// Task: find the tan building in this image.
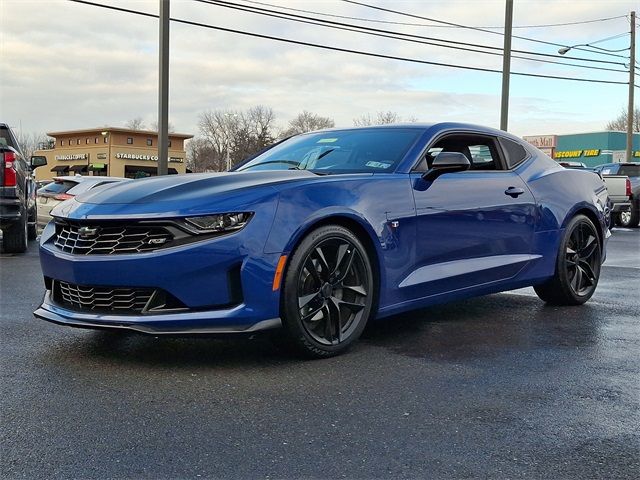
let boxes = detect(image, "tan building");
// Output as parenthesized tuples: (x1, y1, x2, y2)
(34, 127, 193, 181)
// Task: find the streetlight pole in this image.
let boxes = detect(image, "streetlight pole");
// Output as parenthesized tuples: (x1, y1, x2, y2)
(626, 11, 635, 162)
(500, 0, 514, 131)
(559, 17, 636, 160)
(157, 0, 170, 176)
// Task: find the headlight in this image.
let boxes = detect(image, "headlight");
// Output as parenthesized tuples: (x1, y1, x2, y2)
(184, 212, 252, 234)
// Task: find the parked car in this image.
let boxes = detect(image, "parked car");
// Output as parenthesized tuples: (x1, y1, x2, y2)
(35, 123, 610, 358)
(1, 122, 47, 253)
(600, 175, 632, 226)
(594, 162, 640, 227)
(558, 161, 588, 169)
(37, 176, 128, 225)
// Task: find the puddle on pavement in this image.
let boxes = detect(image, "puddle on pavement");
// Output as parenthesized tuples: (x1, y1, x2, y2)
(362, 293, 604, 361)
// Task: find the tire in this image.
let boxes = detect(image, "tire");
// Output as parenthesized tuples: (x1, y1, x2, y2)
(534, 214, 601, 306)
(2, 208, 28, 253)
(616, 203, 639, 228)
(277, 225, 375, 358)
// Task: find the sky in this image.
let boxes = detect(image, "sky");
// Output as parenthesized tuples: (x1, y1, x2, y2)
(1, 0, 638, 140)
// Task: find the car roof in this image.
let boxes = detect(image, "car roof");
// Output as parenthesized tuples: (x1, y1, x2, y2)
(301, 122, 524, 143)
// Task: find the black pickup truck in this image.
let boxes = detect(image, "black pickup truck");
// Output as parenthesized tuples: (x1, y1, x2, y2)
(0, 123, 47, 253)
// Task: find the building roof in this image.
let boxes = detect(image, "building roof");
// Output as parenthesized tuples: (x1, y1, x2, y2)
(46, 126, 193, 139)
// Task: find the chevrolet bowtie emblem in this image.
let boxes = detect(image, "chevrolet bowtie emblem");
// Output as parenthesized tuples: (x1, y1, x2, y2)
(77, 226, 99, 238)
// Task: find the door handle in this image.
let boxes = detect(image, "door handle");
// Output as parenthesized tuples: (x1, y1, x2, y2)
(505, 186, 525, 198)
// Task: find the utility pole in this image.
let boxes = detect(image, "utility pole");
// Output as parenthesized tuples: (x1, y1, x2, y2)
(157, 0, 170, 175)
(500, 0, 514, 131)
(626, 11, 636, 162)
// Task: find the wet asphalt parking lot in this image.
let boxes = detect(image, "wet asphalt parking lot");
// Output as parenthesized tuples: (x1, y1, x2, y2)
(1, 229, 638, 479)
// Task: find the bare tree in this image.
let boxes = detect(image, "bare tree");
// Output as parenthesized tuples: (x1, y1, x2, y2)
(16, 131, 51, 158)
(198, 106, 277, 170)
(281, 110, 335, 137)
(125, 117, 146, 130)
(186, 136, 223, 172)
(150, 120, 176, 133)
(353, 111, 417, 126)
(605, 107, 640, 132)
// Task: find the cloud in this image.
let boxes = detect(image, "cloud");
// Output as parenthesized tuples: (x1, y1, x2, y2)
(1, 0, 636, 138)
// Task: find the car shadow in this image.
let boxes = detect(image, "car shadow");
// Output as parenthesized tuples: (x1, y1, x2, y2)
(44, 293, 603, 368)
(361, 293, 603, 361)
(52, 329, 301, 369)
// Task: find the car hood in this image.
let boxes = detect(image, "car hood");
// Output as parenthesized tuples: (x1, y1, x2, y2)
(75, 170, 319, 205)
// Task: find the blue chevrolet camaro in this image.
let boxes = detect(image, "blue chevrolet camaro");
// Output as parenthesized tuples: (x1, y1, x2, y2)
(35, 123, 610, 357)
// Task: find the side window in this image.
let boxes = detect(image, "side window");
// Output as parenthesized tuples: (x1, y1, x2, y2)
(421, 134, 505, 171)
(467, 144, 498, 169)
(499, 137, 528, 168)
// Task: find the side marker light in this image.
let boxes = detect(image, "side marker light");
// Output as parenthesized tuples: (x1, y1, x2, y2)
(272, 255, 288, 291)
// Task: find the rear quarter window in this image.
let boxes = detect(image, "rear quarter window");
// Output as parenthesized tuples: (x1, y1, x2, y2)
(499, 138, 528, 168)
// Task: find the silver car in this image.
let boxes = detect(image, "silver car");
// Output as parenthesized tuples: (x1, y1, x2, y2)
(37, 176, 128, 225)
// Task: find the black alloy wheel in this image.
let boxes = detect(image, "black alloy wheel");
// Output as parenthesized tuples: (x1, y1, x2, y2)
(534, 214, 601, 305)
(280, 225, 374, 357)
(564, 221, 601, 296)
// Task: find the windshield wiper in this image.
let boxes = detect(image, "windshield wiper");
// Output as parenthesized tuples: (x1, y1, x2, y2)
(240, 160, 301, 171)
(316, 148, 336, 161)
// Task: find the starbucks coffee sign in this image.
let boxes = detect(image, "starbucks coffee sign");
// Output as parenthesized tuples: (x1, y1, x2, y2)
(116, 152, 184, 163)
(55, 153, 88, 161)
(116, 153, 158, 161)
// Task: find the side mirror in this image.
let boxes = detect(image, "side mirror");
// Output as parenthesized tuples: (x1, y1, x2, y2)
(30, 155, 47, 169)
(422, 152, 470, 181)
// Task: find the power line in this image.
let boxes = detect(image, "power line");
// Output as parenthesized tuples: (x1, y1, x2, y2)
(196, 0, 628, 73)
(66, 0, 629, 86)
(342, 0, 631, 60)
(571, 32, 631, 53)
(243, 0, 627, 30)
(197, 0, 627, 68)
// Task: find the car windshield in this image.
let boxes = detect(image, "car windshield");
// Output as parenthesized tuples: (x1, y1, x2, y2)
(237, 128, 421, 174)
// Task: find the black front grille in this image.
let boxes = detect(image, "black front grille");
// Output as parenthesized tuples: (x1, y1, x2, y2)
(54, 280, 155, 313)
(54, 222, 173, 255)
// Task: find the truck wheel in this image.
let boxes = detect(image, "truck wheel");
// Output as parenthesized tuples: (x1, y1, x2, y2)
(625, 203, 639, 228)
(2, 209, 28, 253)
(616, 210, 632, 227)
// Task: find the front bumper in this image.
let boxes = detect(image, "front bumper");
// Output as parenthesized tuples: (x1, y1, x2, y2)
(35, 290, 281, 334)
(36, 204, 283, 333)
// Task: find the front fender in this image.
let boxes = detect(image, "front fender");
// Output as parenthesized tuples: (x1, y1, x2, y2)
(277, 207, 381, 255)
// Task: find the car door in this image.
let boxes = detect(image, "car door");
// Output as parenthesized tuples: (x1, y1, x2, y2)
(405, 132, 537, 298)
